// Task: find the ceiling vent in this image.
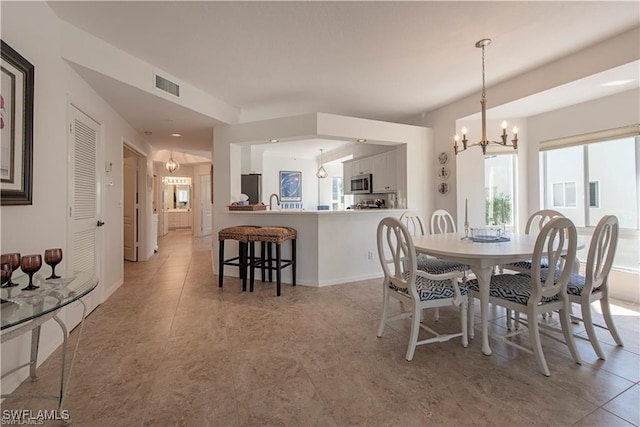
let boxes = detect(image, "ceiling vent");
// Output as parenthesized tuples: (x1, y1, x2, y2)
(154, 73, 180, 97)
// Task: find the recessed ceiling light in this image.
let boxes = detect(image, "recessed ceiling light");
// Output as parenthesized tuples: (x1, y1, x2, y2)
(171, 133, 182, 137)
(269, 139, 279, 143)
(357, 138, 367, 143)
(602, 79, 633, 87)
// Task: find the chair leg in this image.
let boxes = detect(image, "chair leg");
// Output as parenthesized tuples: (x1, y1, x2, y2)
(377, 285, 390, 337)
(461, 298, 468, 348)
(218, 240, 224, 288)
(600, 292, 624, 347)
(260, 241, 266, 282)
(467, 296, 475, 340)
(240, 242, 247, 292)
(249, 242, 256, 292)
(433, 307, 440, 321)
(506, 308, 513, 331)
(559, 305, 582, 366)
(275, 243, 282, 297)
(291, 238, 296, 286)
(406, 304, 421, 361)
(581, 300, 605, 359)
(268, 243, 274, 283)
(527, 308, 550, 377)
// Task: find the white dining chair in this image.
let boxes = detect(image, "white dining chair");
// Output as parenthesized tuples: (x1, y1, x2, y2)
(528, 215, 624, 359)
(400, 211, 470, 321)
(376, 217, 468, 361)
(430, 209, 457, 234)
(503, 209, 564, 273)
(467, 217, 581, 376)
(503, 209, 564, 330)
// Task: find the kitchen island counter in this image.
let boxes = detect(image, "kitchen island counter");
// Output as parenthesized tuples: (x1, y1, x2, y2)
(217, 208, 406, 287)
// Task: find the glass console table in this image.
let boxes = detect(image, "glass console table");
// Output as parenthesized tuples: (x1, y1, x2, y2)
(1, 272, 98, 423)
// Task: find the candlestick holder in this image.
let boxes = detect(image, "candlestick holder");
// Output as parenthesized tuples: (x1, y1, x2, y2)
(462, 220, 471, 241)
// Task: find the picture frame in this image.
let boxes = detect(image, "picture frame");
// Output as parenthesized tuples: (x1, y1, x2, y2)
(279, 171, 302, 202)
(1, 40, 34, 205)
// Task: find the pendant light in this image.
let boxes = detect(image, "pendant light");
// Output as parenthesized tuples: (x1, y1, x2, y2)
(316, 149, 328, 178)
(165, 152, 180, 173)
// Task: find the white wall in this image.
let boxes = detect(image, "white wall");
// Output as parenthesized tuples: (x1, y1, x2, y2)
(261, 153, 318, 210)
(0, 2, 155, 394)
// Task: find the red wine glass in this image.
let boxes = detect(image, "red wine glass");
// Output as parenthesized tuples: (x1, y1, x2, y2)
(0, 253, 21, 287)
(1, 263, 13, 288)
(44, 248, 63, 280)
(20, 254, 42, 291)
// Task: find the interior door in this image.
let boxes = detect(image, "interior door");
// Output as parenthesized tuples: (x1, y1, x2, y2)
(67, 104, 102, 316)
(123, 146, 137, 261)
(200, 173, 212, 235)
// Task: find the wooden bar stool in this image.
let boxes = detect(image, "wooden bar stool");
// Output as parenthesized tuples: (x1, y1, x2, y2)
(248, 226, 297, 296)
(218, 225, 261, 291)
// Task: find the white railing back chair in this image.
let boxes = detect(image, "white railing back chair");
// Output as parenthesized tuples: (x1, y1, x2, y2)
(530, 214, 624, 359)
(376, 217, 468, 361)
(430, 209, 457, 235)
(503, 209, 564, 274)
(467, 217, 581, 376)
(503, 209, 564, 329)
(400, 211, 470, 321)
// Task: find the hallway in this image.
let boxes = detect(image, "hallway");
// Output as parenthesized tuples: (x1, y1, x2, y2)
(3, 231, 640, 426)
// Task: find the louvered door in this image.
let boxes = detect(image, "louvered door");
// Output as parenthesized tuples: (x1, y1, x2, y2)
(67, 105, 101, 315)
(64, 105, 102, 320)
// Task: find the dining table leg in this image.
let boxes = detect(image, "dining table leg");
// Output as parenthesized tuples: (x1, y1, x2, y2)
(472, 266, 494, 356)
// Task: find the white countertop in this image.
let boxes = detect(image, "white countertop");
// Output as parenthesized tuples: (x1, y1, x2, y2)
(227, 209, 405, 215)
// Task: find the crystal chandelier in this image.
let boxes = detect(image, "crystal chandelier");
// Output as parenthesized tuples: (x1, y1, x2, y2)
(165, 152, 180, 173)
(454, 39, 518, 155)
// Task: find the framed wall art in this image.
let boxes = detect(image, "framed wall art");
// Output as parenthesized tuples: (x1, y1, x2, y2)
(279, 171, 302, 202)
(1, 40, 34, 205)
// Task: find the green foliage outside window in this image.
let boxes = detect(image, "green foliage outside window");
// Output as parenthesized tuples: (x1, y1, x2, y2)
(486, 194, 511, 225)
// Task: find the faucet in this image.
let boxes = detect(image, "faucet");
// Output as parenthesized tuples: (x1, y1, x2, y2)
(269, 193, 280, 211)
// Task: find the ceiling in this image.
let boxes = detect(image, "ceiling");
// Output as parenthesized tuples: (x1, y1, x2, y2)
(47, 1, 639, 159)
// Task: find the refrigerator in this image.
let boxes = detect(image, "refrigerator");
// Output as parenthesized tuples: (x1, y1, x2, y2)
(241, 174, 262, 204)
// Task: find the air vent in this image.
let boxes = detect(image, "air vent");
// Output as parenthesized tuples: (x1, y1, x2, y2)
(154, 74, 180, 97)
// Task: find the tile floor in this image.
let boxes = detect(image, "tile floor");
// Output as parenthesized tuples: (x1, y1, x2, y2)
(4, 230, 640, 426)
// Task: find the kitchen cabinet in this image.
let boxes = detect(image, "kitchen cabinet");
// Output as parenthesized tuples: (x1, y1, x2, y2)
(167, 211, 192, 229)
(344, 157, 372, 178)
(372, 150, 397, 193)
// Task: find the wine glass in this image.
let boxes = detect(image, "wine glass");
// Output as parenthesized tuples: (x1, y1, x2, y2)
(0, 253, 21, 287)
(1, 263, 13, 288)
(20, 254, 42, 291)
(44, 248, 63, 280)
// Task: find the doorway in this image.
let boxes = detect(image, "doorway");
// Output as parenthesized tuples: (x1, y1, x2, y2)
(123, 145, 143, 261)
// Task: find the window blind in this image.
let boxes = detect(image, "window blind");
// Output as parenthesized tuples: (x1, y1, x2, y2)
(539, 124, 639, 151)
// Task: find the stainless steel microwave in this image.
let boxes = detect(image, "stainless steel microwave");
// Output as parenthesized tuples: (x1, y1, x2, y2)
(350, 174, 373, 194)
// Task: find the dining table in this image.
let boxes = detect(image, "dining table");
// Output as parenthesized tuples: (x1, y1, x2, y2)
(411, 232, 582, 356)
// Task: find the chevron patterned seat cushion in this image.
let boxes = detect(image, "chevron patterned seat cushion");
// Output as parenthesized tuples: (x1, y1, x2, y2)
(518, 269, 588, 296)
(389, 273, 467, 301)
(467, 274, 559, 305)
(417, 255, 469, 274)
(504, 258, 550, 271)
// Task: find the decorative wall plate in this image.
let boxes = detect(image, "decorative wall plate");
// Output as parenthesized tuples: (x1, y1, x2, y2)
(438, 151, 449, 165)
(438, 182, 449, 195)
(437, 166, 450, 180)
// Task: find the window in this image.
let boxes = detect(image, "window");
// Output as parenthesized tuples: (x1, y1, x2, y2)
(589, 181, 599, 208)
(484, 154, 516, 226)
(540, 136, 638, 272)
(331, 177, 351, 210)
(552, 182, 577, 208)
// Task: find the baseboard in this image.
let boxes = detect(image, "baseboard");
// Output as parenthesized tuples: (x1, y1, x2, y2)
(102, 278, 123, 302)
